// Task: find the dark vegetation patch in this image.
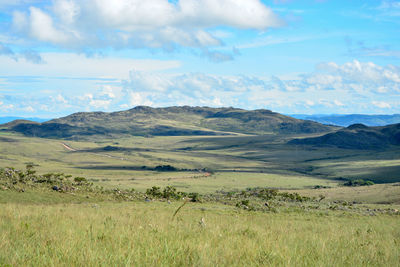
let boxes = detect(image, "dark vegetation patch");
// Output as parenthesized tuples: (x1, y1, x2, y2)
(355, 166, 400, 184)
(0, 136, 18, 142)
(9, 122, 109, 139)
(289, 123, 400, 149)
(74, 164, 211, 173)
(343, 179, 375, 186)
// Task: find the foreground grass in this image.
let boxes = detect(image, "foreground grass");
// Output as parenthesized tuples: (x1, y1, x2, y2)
(0, 201, 399, 266)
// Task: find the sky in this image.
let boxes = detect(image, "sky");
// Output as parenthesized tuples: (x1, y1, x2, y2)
(0, 0, 399, 117)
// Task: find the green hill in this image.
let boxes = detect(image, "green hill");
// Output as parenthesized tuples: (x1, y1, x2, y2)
(0, 106, 336, 139)
(289, 123, 400, 149)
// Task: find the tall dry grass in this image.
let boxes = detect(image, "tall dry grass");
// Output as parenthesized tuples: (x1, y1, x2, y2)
(0, 201, 399, 266)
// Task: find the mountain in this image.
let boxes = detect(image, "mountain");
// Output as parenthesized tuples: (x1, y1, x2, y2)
(289, 123, 400, 149)
(0, 106, 337, 139)
(0, 116, 49, 124)
(290, 114, 400, 127)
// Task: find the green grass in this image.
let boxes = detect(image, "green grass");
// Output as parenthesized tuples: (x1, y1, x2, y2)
(0, 201, 399, 266)
(293, 183, 400, 204)
(97, 171, 338, 194)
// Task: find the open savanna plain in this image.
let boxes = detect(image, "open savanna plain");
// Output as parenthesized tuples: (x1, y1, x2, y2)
(1, 131, 400, 266)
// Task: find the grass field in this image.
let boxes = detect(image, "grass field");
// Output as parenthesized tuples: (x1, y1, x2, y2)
(0, 200, 399, 266)
(1, 133, 399, 193)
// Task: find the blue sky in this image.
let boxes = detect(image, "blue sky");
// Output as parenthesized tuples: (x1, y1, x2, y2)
(0, 0, 399, 117)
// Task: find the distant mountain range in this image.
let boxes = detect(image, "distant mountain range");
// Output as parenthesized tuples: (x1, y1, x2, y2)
(0, 117, 49, 124)
(0, 106, 336, 139)
(290, 114, 400, 127)
(290, 123, 400, 150)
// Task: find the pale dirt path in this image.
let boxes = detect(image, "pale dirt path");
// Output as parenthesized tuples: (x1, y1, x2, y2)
(61, 142, 125, 160)
(61, 143, 77, 151)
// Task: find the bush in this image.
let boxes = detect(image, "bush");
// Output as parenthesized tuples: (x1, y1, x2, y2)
(74, 177, 87, 185)
(343, 179, 375, 187)
(188, 192, 201, 202)
(146, 186, 162, 197)
(162, 186, 181, 200)
(145, 186, 187, 200)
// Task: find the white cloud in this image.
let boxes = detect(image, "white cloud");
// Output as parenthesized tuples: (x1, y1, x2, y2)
(116, 61, 400, 113)
(0, 52, 181, 79)
(305, 100, 315, 106)
(128, 92, 153, 106)
(24, 105, 34, 112)
(28, 7, 71, 44)
(100, 85, 120, 99)
(334, 100, 345, 107)
(0, 104, 15, 111)
(312, 60, 400, 93)
(55, 94, 67, 103)
(89, 99, 112, 109)
(372, 101, 391, 109)
(2, 60, 399, 115)
(10, 0, 282, 52)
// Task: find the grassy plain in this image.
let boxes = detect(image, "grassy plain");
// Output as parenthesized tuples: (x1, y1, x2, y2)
(1, 132, 400, 194)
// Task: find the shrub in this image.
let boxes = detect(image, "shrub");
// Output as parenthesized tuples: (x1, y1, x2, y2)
(188, 192, 201, 202)
(146, 186, 162, 197)
(74, 177, 87, 185)
(162, 186, 180, 200)
(343, 179, 375, 187)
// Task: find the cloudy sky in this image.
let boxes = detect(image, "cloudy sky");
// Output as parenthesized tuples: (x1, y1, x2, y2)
(0, 0, 399, 117)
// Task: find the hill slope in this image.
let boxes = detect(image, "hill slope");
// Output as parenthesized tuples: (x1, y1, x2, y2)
(0, 116, 49, 124)
(290, 114, 400, 127)
(289, 123, 400, 149)
(0, 106, 336, 139)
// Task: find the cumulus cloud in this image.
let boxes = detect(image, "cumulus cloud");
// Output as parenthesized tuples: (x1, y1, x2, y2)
(312, 60, 400, 93)
(3, 60, 399, 115)
(115, 60, 400, 113)
(10, 0, 283, 55)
